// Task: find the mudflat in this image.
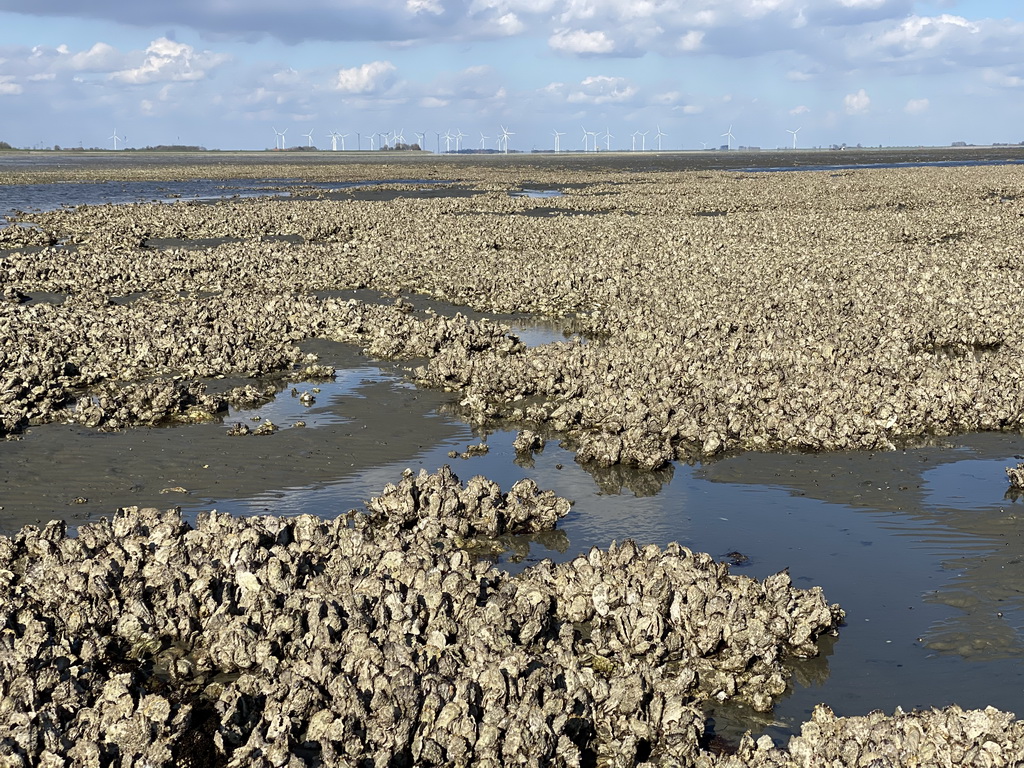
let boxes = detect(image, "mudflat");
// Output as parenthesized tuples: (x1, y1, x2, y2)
(2, 152, 1024, 766)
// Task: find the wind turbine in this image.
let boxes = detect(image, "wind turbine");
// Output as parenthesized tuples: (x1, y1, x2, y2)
(631, 131, 640, 151)
(499, 125, 513, 154)
(414, 132, 425, 150)
(580, 126, 590, 152)
(328, 131, 340, 151)
(443, 130, 453, 153)
(603, 127, 613, 152)
(394, 128, 406, 147)
(655, 125, 666, 151)
(379, 132, 388, 150)
(273, 127, 287, 150)
(639, 130, 648, 151)
(368, 134, 376, 150)
(454, 129, 466, 152)
(303, 129, 315, 148)
(109, 129, 123, 150)
(721, 125, 735, 150)
(700, 141, 708, 150)
(552, 129, 565, 153)
(479, 132, 489, 150)
(787, 127, 801, 149)
(339, 133, 348, 150)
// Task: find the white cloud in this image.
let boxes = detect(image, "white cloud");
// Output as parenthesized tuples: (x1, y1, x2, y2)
(494, 13, 526, 35)
(873, 14, 978, 52)
(0, 76, 22, 95)
(110, 38, 229, 84)
(419, 96, 449, 107)
(406, 0, 443, 14)
(334, 60, 397, 94)
(904, 97, 929, 114)
(789, 104, 810, 115)
(68, 42, 123, 72)
(681, 104, 703, 114)
(549, 29, 616, 55)
(678, 30, 704, 51)
(844, 88, 870, 114)
(982, 68, 1023, 88)
(566, 75, 636, 104)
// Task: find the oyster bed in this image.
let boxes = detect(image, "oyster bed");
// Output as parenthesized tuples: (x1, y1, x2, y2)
(3, 156, 1024, 764)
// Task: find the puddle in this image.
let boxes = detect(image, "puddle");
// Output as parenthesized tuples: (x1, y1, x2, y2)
(509, 188, 563, 199)
(0, 178, 456, 219)
(224, 366, 382, 430)
(922, 457, 1021, 511)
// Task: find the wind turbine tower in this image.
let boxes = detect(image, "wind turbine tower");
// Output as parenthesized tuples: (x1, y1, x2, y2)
(500, 125, 513, 154)
(787, 127, 801, 149)
(603, 128, 613, 152)
(303, 129, 315, 148)
(722, 125, 735, 150)
(552, 129, 565, 153)
(480, 132, 489, 150)
(655, 125, 666, 151)
(328, 131, 340, 151)
(273, 127, 287, 150)
(109, 129, 123, 150)
(639, 131, 648, 151)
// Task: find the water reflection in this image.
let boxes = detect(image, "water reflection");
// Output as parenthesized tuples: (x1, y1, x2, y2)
(699, 435, 1024, 665)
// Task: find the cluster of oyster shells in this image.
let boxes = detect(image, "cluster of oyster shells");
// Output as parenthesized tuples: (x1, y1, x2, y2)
(4, 159, 1024, 763)
(1007, 463, 1024, 490)
(0, 286, 519, 437)
(4, 164, 1023, 469)
(0, 468, 845, 766)
(708, 704, 1024, 767)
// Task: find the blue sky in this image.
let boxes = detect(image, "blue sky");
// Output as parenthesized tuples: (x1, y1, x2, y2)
(0, 0, 1022, 151)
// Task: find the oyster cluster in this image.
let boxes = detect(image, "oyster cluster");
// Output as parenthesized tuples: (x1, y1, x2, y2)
(6, 162, 1023, 467)
(709, 704, 1024, 768)
(1007, 463, 1024, 490)
(0, 288, 518, 437)
(0, 469, 845, 766)
(4, 158, 1024, 764)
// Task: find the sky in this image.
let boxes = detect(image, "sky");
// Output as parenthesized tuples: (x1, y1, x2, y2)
(0, 0, 1022, 152)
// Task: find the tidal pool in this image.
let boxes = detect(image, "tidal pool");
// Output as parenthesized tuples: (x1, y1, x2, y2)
(3, 337, 1022, 745)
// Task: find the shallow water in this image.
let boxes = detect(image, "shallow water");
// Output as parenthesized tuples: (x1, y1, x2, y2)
(0, 177, 450, 219)
(4, 336, 1023, 743)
